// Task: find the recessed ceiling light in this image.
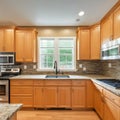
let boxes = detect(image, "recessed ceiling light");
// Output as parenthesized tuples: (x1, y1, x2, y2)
(78, 11, 85, 16)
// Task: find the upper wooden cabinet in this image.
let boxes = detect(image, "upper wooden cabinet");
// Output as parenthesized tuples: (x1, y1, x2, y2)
(101, 14, 113, 44)
(76, 27, 90, 60)
(15, 28, 37, 62)
(0, 28, 15, 52)
(114, 6, 120, 39)
(90, 25, 100, 60)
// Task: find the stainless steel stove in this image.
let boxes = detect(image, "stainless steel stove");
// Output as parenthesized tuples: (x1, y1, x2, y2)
(0, 67, 20, 103)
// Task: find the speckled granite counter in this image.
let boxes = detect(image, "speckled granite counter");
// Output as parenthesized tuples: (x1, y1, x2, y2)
(0, 104, 22, 120)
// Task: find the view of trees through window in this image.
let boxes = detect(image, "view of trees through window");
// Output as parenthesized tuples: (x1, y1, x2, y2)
(38, 37, 76, 70)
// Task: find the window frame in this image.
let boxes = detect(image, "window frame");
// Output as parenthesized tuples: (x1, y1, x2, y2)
(37, 37, 76, 71)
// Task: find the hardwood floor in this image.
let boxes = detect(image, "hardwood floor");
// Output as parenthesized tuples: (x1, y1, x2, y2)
(17, 110, 100, 120)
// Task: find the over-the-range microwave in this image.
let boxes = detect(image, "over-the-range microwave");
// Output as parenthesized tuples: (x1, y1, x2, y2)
(0, 52, 15, 65)
(101, 38, 120, 60)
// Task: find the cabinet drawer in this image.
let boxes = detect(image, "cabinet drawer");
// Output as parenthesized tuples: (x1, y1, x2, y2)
(103, 89, 120, 106)
(72, 80, 86, 86)
(34, 80, 44, 86)
(10, 79, 33, 86)
(10, 96, 33, 107)
(10, 86, 33, 95)
(58, 80, 71, 86)
(45, 80, 59, 86)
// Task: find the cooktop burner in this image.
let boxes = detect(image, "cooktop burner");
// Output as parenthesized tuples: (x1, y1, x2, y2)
(97, 79, 120, 89)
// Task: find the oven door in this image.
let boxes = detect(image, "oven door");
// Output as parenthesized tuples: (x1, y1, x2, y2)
(0, 80, 9, 103)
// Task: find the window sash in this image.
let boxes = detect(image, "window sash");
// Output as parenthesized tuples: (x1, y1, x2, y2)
(38, 37, 76, 71)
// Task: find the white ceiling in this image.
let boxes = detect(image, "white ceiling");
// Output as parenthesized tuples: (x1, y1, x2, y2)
(0, 0, 118, 26)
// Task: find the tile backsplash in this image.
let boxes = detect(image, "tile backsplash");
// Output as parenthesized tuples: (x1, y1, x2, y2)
(15, 60, 120, 78)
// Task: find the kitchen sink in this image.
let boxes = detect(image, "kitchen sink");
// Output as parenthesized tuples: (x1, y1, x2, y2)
(45, 75, 70, 78)
(97, 79, 120, 89)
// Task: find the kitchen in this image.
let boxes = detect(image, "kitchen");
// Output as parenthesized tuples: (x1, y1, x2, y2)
(0, 0, 120, 120)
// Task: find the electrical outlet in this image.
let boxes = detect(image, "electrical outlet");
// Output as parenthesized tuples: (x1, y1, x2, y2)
(79, 64, 83, 68)
(83, 67, 86, 71)
(24, 65, 27, 69)
(108, 63, 112, 68)
(33, 65, 36, 69)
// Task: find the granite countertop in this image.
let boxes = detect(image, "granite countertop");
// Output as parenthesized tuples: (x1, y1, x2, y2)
(10, 74, 109, 80)
(0, 104, 22, 120)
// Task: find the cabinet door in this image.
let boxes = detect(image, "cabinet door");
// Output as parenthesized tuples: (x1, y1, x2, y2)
(80, 29, 90, 60)
(90, 25, 100, 60)
(58, 87, 71, 108)
(4, 29, 14, 52)
(114, 7, 120, 39)
(15, 31, 24, 62)
(44, 87, 57, 108)
(86, 80, 94, 108)
(11, 96, 33, 107)
(0, 29, 4, 51)
(101, 14, 113, 44)
(72, 87, 86, 108)
(104, 98, 120, 120)
(34, 87, 44, 108)
(94, 87, 104, 119)
(24, 31, 33, 62)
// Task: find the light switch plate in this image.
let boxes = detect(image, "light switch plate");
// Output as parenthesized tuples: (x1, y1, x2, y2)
(24, 65, 27, 69)
(79, 64, 83, 68)
(83, 67, 86, 71)
(33, 65, 36, 69)
(108, 63, 112, 68)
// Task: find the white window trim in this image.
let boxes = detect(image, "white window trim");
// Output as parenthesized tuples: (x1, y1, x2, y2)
(37, 37, 76, 72)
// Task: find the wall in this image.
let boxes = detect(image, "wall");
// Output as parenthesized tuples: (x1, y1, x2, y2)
(37, 26, 77, 37)
(100, 60, 120, 79)
(16, 60, 102, 75)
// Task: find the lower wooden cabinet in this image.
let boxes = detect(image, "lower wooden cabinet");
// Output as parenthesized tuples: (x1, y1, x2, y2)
(11, 96, 33, 107)
(71, 80, 86, 108)
(44, 87, 58, 108)
(86, 80, 94, 108)
(10, 80, 33, 107)
(104, 98, 120, 120)
(94, 84, 104, 119)
(71, 87, 86, 108)
(34, 87, 44, 108)
(58, 87, 71, 108)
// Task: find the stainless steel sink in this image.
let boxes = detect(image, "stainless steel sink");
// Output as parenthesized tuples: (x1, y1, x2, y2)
(45, 75, 70, 78)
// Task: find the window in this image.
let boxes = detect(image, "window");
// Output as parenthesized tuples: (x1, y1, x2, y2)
(38, 37, 76, 71)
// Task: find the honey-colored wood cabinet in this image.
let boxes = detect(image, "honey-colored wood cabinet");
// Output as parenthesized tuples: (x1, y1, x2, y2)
(101, 14, 113, 44)
(94, 84, 104, 119)
(90, 25, 100, 60)
(15, 28, 37, 62)
(34, 80, 44, 108)
(10, 79, 34, 107)
(114, 6, 120, 39)
(86, 80, 94, 108)
(71, 80, 86, 108)
(34, 87, 44, 108)
(76, 27, 90, 60)
(103, 89, 120, 120)
(34, 80, 71, 108)
(44, 87, 58, 108)
(0, 28, 14, 52)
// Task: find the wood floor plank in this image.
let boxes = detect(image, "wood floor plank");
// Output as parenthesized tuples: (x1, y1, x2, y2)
(17, 110, 100, 120)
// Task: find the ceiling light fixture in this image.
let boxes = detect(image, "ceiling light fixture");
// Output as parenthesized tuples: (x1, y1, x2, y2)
(78, 11, 85, 16)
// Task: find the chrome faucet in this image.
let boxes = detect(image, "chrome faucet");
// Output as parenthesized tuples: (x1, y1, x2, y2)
(54, 61, 58, 75)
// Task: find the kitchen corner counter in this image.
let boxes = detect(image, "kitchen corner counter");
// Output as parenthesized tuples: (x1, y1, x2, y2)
(0, 104, 22, 120)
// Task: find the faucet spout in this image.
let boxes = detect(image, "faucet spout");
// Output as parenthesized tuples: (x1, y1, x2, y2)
(54, 61, 58, 75)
